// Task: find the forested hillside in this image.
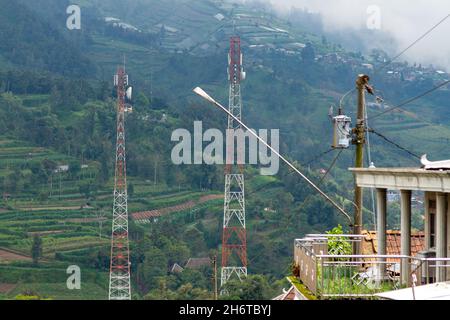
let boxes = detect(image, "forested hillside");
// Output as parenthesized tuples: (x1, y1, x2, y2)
(0, 0, 449, 300)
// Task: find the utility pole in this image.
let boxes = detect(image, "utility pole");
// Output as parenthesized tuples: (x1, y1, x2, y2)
(353, 74, 373, 255)
(212, 255, 218, 300)
(154, 158, 157, 186)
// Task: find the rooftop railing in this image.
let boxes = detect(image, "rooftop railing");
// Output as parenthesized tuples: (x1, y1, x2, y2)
(294, 235, 450, 299)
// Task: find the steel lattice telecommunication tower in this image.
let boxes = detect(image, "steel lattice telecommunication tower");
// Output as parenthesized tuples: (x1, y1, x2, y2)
(109, 67, 132, 300)
(221, 36, 247, 291)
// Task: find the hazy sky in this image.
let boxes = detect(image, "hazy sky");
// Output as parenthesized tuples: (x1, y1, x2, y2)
(251, 0, 450, 69)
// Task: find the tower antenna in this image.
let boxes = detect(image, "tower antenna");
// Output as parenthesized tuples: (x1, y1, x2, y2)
(220, 36, 247, 294)
(109, 66, 132, 300)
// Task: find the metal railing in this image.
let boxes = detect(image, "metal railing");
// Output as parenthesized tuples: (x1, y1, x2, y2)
(294, 235, 450, 299)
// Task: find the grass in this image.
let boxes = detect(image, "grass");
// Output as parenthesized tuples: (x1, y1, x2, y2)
(287, 276, 318, 300)
(316, 266, 397, 300)
(8, 282, 108, 300)
(0, 123, 233, 300)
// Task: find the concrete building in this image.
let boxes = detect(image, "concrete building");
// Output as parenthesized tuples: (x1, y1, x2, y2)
(350, 167, 450, 283)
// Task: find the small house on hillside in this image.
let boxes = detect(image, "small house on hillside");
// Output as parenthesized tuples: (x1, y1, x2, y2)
(184, 258, 211, 269)
(170, 263, 184, 274)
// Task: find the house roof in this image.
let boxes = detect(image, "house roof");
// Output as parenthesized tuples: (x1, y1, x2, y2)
(170, 263, 184, 273)
(184, 258, 211, 269)
(273, 286, 297, 300)
(273, 277, 310, 300)
(362, 230, 425, 261)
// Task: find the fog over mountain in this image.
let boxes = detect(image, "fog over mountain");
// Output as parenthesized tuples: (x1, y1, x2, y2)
(243, 0, 450, 69)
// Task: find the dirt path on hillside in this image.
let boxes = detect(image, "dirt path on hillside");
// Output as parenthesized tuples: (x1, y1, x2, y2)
(131, 194, 223, 221)
(0, 247, 31, 262)
(0, 283, 16, 294)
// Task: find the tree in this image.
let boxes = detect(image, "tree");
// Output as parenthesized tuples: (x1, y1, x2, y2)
(69, 161, 81, 179)
(135, 92, 150, 109)
(99, 156, 109, 183)
(31, 235, 43, 265)
(128, 183, 134, 198)
(301, 42, 316, 63)
(38, 191, 49, 202)
(78, 182, 92, 200)
(326, 224, 352, 255)
(223, 275, 273, 300)
(183, 227, 207, 253)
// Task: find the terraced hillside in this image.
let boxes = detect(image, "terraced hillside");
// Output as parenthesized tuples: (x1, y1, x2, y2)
(2, 0, 450, 300)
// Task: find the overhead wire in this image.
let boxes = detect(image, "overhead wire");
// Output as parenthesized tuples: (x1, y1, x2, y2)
(364, 102, 376, 231)
(194, 87, 353, 223)
(302, 148, 335, 167)
(368, 80, 450, 121)
(369, 128, 421, 159)
(342, 14, 450, 122)
(294, 149, 344, 215)
(370, 94, 441, 128)
(376, 14, 450, 73)
(249, 149, 345, 264)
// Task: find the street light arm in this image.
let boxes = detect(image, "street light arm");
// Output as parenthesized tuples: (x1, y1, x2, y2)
(193, 87, 353, 225)
(339, 88, 356, 112)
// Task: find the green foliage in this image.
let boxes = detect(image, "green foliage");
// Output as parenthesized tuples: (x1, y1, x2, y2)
(0, 0, 448, 301)
(222, 275, 276, 300)
(14, 294, 42, 300)
(127, 183, 134, 197)
(0, 0, 94, 76)
(287, 276, 317, 300)
(144, 280, 211, 300)
(31, 235, 43, 265)
(326, 224, 352, 255)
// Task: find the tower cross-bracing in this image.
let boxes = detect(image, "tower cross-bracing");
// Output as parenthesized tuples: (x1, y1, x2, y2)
(109, 67, 131, 300)
(221, 36, 248, 292)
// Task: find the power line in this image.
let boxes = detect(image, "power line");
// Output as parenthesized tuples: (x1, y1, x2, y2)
(194, 87, 353, 222)
(338, 13, 450, 120)
(365, 101, 376, 231)
(294, 149, 344, 214)
(368, 80, 450, 121)
(281, 148, 335, 179)
(302, 148, 335, 167)
(369, 92, 439, 128)
(377, 14, 450, 73)
(370, 128, 421, 159)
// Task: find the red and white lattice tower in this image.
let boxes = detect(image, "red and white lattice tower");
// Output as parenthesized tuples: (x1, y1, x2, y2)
(221, 36, 247, 291)
(109, 67, 132, 300)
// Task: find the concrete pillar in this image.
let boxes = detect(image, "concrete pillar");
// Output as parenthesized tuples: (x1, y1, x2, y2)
(436, 193, 447, 282)
(400, 190, 411, 286)
(424, 192, 430, 250)
(447, 195, 450, 280)
(376, 188, 387, 280)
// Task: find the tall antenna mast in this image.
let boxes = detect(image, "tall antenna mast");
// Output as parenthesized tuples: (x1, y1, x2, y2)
(109, 66, 132, 300)
(221, 36, 247, 294)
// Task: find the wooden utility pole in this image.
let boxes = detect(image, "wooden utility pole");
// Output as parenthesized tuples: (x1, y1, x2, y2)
(212, 255, 218, 300)
(353, 74, 372, 255)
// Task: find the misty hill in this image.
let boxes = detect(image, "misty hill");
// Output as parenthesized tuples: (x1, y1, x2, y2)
(0, 0, 449, 299)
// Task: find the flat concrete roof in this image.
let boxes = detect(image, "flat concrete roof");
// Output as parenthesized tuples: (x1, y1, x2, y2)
(375, 281, 450, 300)
(349, 167, 450, 192)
